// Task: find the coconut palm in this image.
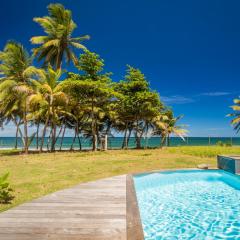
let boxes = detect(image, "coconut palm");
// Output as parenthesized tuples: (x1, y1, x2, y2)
(28, 65, 68, 152)
(31, 3, 90, 70)
(153, 109, 187, 147)
(0, 41, 43, 153)
(0, 86, 24, 149)
(228, 98, 240, 132)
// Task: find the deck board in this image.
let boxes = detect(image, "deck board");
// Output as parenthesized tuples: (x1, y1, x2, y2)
(0, 175, 127, 240)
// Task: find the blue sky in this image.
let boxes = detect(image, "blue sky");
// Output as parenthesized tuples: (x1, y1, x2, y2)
(1, 0, 240, 137)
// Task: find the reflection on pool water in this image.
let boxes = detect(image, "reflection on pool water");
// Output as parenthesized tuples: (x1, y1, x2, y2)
(133, 170, 240, 240)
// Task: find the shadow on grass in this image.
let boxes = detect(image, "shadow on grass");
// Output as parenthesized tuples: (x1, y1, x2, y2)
(0, 149, 107, 156)
(0, 146, 162, 157)
(0, 149, 21, 156)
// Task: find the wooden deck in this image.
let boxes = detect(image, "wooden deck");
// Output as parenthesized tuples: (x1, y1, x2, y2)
(0, 175, 130, 240)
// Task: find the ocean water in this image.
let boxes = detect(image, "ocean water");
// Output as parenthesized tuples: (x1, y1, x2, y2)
(0, 137, 238, 149)
(134, 170, 240, 239)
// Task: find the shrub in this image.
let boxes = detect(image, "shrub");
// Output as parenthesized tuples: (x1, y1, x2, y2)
(216, 141, 232, 147)
(216, 141, 224, 146)
(0, 172, 14, 204)
(225, 142, 232, 147)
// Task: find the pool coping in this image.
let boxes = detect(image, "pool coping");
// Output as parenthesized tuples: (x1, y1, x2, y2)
(130, 167, 218, 177)
(126, 174, 145, 240)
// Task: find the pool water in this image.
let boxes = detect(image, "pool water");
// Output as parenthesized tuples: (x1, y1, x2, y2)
(133, 170, 240, 240)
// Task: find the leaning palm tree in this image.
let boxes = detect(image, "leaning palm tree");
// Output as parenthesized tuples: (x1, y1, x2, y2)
(163, 110, 188, 146)
(31, 3, 90, 70)
(0, 85, 24, 149)
(0, 41, 43, 153)
(228, 98, 240, 132)
(28, 65, 68, 152)
(153, 109, 187, 147)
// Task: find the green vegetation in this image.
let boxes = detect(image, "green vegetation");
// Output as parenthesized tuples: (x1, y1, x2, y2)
(169, 146, 240, 158)
(216, 141, 232, 147)
(229, 98, 240, 132)
(1, 146, 240, 212)
(0, 3, 186, 153)
(0, 172, 14, 204)
(31, 3, 90, 69)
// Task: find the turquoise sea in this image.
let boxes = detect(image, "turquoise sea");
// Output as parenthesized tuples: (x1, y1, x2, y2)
(0, 137, 238, 149)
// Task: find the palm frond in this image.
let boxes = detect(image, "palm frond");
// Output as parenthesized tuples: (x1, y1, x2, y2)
(70, 35, 90, 42)
(30, 36, 49, 44)
(70, 42, 86, 49)
(31, 3, 89, 67)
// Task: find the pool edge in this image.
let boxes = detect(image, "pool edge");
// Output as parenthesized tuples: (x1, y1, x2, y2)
(126, 174, 145, 240)
(131, 167, 218, 177)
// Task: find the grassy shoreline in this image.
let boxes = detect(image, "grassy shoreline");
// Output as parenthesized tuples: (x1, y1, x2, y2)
(0, 146, 240, 212)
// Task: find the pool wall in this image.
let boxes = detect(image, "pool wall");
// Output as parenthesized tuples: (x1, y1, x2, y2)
(217, 155, 240, 174)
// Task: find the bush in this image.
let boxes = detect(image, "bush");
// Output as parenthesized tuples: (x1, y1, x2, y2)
(225, 142, 232, 147)
(0, 172, 14, 204)
(216, 141, 224, 146)
(216, 141, 232, 147)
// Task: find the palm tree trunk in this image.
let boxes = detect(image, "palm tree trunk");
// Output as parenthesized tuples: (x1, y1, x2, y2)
(91, 98, 97, 151)
(51, 123, 57, 152)
(126, 128, 132, 149)
(18, 127, 24, 145)
(135, 120, 141, 149)
(36, 121, 40, 150)
(13, 118, 20, 149)
(144, 123, 149, 149)
(122, 124, 128, 149)
(23, 106, 28, 154)
(52, 125, 63, 149)
(70, 128, 77, 151)
(167, 134, 170, 147)
(135, 133, 141, 149)
(60, 125, 66, 151)
(92, 134, 97, 151)
(160, 136, 164, 148)
(138, 123, 147, 149)
(47, 128, 53, 151)
(77, 135, 82, 150)
(40, 114, 49, 153)
(15, 125, 19, 149)
(75, 122, 82, 150)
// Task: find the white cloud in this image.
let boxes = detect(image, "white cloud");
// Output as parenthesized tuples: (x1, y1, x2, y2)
(161, 91, 232, 106)
(161, 95, 195, 105)
(199, 92, 231, 97)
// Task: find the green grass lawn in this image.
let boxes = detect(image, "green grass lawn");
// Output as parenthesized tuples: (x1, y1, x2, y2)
(0, 146, 240, 212)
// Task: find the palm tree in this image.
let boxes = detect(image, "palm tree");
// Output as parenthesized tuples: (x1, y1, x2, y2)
(31, 3, 90, 70)
(228, 98, 240, 132)
(0, 87, 24, 149)
(0, 41, 42, 153)
(153, 109, 187, 147)
(28, 65, 68, 152)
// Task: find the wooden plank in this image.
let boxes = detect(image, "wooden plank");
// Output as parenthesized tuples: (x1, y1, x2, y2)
(0, 175, 127, 240)
(14, 205, 125, 211)
(0, 208, 125, 214)
(126, 175, 144, 240)
(0, 233, 125, 240)
(0, 213, 126, 219)
(0, 226, 125, 233)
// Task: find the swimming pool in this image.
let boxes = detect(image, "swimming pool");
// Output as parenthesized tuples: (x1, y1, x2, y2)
(133, 170, 240, 239)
